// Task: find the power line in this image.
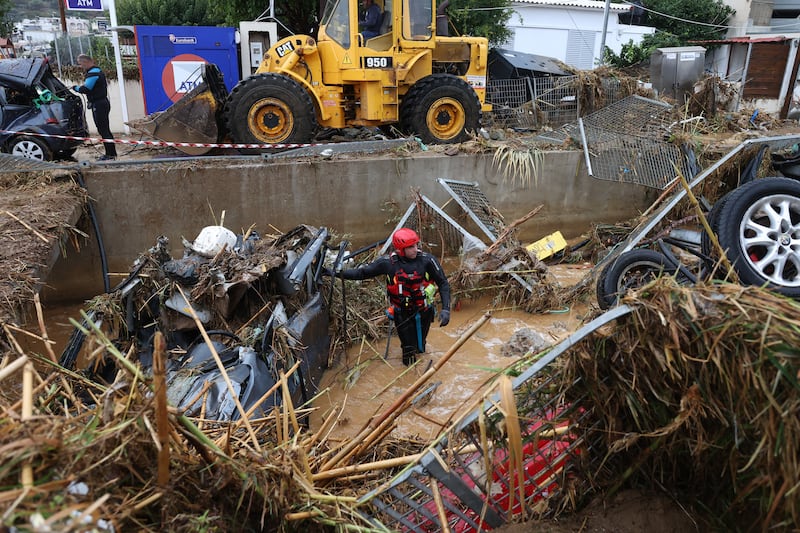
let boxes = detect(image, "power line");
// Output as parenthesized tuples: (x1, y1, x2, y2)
(620, 0, 800, 32)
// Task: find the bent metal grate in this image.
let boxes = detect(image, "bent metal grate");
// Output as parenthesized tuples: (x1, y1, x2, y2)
(436, 178, 501, 242)
(574, 96, 688, 190)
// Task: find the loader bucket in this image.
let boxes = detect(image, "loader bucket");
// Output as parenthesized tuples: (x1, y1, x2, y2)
(131, 64, 228, 156)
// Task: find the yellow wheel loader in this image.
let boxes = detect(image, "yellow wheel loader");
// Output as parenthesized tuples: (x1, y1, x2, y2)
(141, 0, 489, 153)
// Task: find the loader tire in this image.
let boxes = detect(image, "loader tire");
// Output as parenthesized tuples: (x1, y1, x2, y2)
(224, 73, 317, 151)
(400, 74, 480, 144)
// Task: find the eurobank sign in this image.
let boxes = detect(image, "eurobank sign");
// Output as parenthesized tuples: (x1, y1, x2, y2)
(134, 25, 240, 115)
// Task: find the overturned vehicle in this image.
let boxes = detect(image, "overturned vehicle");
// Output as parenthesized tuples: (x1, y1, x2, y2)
(61, 224, 337, 420)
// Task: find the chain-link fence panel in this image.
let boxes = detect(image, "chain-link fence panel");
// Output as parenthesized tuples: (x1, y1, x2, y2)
(485, 76, 635, 131)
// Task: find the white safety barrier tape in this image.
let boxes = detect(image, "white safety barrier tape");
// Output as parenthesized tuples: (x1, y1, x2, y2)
(0, 128, 322, 150)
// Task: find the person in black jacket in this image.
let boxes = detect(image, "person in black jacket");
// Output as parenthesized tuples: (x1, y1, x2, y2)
(339, 228, 451, 366)
(359, 0, 383, 40)
(73, 54, 117, 161)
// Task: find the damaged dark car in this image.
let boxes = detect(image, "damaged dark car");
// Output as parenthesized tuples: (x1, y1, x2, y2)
(0, 58, 87, 161)
(61, 224, 337, 421)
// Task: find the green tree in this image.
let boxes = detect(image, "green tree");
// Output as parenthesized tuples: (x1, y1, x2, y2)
(0, 0, 13, 38)
(117, 0, 216, 26)
(448, 0, 512, 46)
(210, 0, 320, 36)
(605, 0, 734, 67)
(644, 0, 733, 42)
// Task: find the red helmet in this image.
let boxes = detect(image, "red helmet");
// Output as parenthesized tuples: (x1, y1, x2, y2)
(392, 228, 419, 252)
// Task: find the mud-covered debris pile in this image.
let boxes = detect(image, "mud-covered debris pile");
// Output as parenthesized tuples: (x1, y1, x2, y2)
(450, 239, 562, 313)
(0, 171, 85, 327)
(563, 279, 800, 530)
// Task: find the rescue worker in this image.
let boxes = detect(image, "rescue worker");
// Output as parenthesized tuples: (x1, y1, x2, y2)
(339, 228, 451, 366)
(73, 54, 117, 161)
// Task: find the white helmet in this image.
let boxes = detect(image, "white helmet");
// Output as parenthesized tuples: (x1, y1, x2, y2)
(190, 225, 237, 257)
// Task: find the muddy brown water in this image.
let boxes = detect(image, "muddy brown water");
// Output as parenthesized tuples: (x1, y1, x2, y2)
(20, 265, 592, 442)
(311, 264, 592, 440)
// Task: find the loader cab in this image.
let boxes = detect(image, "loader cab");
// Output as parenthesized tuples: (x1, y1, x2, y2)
(319, 0, 436, 54)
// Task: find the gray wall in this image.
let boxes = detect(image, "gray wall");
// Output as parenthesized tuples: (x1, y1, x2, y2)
(44, 150, 657, 301)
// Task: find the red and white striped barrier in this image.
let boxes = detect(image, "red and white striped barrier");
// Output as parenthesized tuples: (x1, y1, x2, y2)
(0, 128, 322, 151)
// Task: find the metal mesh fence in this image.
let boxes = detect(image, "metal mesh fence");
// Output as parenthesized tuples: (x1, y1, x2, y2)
(361, 306, 634, 530)
(378, 196, 476, 257)
(532, 76, 580, 128)
(580, 121, 688, 190)
(485, 76, 631, 131)
(581, 94, 673, 136)
(436, 178, 501, 242)
(378, 192, 534, 293)
(569, 96, 687, 190)
(485, 78, 538, 130)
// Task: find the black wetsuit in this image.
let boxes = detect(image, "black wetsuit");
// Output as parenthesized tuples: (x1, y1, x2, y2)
(341, 252, 451, 365)
(76, 66, 116, 158)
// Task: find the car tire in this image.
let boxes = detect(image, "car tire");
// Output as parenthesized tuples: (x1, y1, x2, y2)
(8, 135, 53, 161)
(716, 177, 800, 297)
(700, 191, 734, 274)
(596, 249, 680, 309)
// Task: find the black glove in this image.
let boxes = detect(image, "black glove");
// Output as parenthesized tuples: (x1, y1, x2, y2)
(439, 309, 450, 327)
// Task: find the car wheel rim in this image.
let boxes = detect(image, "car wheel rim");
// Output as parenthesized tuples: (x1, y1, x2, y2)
(616, 261, 665, 294)
(12, 140, 44, 160)
(738, 193, 800, 287)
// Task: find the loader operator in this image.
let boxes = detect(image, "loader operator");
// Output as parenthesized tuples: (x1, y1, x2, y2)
(338, 228, 451, 366)
(360, 0, 383, 40)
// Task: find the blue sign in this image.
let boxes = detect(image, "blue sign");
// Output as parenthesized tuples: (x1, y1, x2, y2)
(134, 26, 240, 115)
(66, 0, 104, 11)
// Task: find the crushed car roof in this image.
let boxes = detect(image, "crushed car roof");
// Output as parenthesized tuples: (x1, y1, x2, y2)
(0, 58, 47, 91)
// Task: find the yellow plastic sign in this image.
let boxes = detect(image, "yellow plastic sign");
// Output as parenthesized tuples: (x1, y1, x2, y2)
(526, 231, 567, 260)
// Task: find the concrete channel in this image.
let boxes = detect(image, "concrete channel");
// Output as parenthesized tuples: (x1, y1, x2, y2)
(42, 147, 658, 301)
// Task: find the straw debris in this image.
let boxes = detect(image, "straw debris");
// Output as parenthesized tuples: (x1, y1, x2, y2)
(563, 279, 800, 530)
(0, 171, 86, 327)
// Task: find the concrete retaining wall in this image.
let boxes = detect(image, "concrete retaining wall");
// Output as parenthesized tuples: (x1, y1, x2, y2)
(43, 150, 658, 301)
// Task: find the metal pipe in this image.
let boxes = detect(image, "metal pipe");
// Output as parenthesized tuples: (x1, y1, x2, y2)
(598, 0, 612, 66)
(73, 171, 110, 293)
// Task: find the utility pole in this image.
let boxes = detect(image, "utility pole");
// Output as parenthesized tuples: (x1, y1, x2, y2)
(598, 0, 612, 66)
(58, 0, 67, 32)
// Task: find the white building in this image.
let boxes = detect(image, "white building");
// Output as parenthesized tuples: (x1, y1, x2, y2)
(506, 0, 655, 70)
(698, 0, 800, 116)
(16, 17, 93, 49)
